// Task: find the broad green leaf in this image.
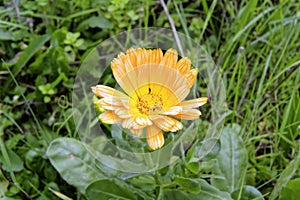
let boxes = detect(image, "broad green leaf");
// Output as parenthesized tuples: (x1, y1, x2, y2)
(270, 147, 300, 200)
(0, 29, 14, 40)
(47, 138, 105, 193)
(126, 174, 156, 192)
(174, 177, 201, 194)
(4, 34, 50, 89)
(187, 161, 200, 174)
(231, 185, 264, 200)
(280, 178, 300, 200)
(0, 148, 23, 172)
(195, 179, 232, 200)
(77, 16, 111, 31)
(163, 179, 232, 200)
(211, 126, 248, 193)
(162, 189, 190, 200)
(85, 179, 137, 200)
(188, 138, 221, 163)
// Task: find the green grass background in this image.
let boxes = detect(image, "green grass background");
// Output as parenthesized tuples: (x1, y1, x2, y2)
(1, 0, 300, 199)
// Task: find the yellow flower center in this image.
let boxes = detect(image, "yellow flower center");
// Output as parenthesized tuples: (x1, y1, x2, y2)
(128, 83, 180, 117)
(137, 91, 163, 115)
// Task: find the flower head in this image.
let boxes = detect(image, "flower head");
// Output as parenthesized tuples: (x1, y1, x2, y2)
(92, 48, 208, 150)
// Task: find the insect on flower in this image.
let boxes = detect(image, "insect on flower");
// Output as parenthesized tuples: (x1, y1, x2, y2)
(92, 48, 208, 150)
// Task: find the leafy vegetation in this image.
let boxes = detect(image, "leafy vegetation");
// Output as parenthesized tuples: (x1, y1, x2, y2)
(1, 0, 300, 199)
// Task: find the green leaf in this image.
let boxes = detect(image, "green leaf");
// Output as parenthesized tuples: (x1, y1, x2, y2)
(126, 174, 156, 192)
(162, 189, 190, 200)
(270, 147, 300, 200)
(47, 138, 105, 193)
(211, 126, 248, 193)
(4, 34, 50, 89)
(231, 186, 264, 200)
(195, 179, 232, 200)
(77, 16, 111, 31)
(0, 29, 14, 40)
(280, 178, 300, 200)
(25, 150, 44, 172)
(85, 179, 137, 200)
(0, 148, 23, 172)
(186, 162, 200, 174)
(163, 179, 232, 200)
(174, 177, 201, 194)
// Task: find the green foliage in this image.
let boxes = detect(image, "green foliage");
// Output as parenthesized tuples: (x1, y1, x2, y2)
(280, 178, 300, 200)
(1, 0, 300, 199)
(85, 180, 138, 200)
(211, 126, 248, 193)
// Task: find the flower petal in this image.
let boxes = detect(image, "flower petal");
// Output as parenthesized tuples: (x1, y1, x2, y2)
(160, 48, 178, 68)
(146, 125, 164, 150)
(135, 117, 153, 126)
(130, 128, 143, 137)
(185, 68, 198, 88)
(163, 106, 182, 115)
(153, 116, 183, 132)
(91, 85, 128, 98)
(173, 109, 202, 120)
(136, 48, 150, 66)
(114, 108, 132, 118)
(149, 48, 163, 64)
(179, 97, 208, 109)
(122, 117, 151, 129)
(99, 111, 122, 124)
(176, 57, 191, 74)
(101, 96, 129, 109)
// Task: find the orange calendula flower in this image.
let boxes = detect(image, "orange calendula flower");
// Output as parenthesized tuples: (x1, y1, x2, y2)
(91, 48, 208, 150)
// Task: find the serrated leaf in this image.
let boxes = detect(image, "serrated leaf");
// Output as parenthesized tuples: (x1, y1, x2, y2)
(47, 138, 105, 193)
(211, 126, 248, 193)
(85, 179, 137, 200)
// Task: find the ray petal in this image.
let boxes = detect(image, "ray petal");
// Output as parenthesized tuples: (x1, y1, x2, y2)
(91, 85, 128, 98)
(160, 48, 178, 68)
(122, 117, 149, 129)
(146, 125, 164, 150)
(176, 57, 191, 74)
(185, 68, 198, 88)
(135, 117, 153, 126)
(114, 108, 132, 118)
(173, 109, 202, 120)
(99, 111, 122, 124)
(153, 116, 183, 132)
(179, 97, 208, 109)
(130, 128, 143, 137)
(163, 106, 182, 115)
(149, 48, 163, 64)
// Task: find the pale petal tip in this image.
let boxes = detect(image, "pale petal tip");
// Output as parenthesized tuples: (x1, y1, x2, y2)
(166, 48, 178, 55)
(190, 68, 198, 75)
(201, 97, 208, 104)
(147, 134, 164, 150)
(130, 128, 143, 137)
(91, 86, 96, 94)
